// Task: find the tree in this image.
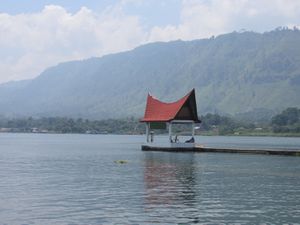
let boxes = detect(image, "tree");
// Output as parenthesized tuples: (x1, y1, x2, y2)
(271, 107, 299, 126)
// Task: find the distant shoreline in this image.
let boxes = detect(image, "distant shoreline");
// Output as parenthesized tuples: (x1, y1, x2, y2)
(0, 131, 300, 138)
(200, 131, 300, 137)
(1, 109, 299, 137)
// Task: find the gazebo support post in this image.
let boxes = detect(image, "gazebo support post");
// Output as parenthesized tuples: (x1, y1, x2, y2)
(146, 122, 150, 142)
(168, 122, 172, 143)
(192, 122, 195, 139)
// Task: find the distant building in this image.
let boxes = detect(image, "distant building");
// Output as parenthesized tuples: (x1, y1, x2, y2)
(31, 128, 39, 133)
(0, 128, 12, 132)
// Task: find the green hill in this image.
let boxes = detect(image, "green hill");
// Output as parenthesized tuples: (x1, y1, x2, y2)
(0, 28, 299, 120)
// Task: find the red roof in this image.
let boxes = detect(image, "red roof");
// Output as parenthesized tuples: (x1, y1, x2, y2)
(140, 89, 200, 122)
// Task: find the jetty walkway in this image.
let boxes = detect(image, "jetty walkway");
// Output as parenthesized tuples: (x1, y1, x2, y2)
(141, 145, 300, 156)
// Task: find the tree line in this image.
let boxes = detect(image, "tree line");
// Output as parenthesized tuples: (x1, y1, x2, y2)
(200, 107, 300, 135)
(271, 108, 300, 133)
(0, 107, 299, 136)
(0, 117, 144, 134)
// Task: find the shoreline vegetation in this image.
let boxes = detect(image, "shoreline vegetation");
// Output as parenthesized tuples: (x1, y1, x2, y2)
(0, 107, 299, 137)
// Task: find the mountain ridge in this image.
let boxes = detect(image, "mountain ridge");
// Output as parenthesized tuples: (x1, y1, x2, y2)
(0, 28, 300, 120)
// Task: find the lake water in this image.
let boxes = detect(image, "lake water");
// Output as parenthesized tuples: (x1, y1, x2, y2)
(0, 133, 299, 224)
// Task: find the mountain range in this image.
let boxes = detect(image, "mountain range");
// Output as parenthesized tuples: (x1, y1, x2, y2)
(0, 28, 300, 121)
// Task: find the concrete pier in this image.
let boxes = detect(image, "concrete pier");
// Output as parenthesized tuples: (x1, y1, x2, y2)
(141, 145, 300, 156)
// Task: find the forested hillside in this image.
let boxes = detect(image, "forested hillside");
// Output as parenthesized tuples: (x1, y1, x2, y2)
(0, 28, 299, 120)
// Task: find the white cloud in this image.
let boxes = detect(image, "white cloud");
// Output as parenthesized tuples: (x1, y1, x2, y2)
(148, 0, 300, 42)
(0, 4, 146, 83)
(0, 0, 300, 83)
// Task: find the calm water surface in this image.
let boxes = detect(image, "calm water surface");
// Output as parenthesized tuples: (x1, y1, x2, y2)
(0, 134, 299, 224)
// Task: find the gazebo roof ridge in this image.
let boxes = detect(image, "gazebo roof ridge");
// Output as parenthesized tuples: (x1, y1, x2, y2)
(140, 89, 200, 123)
(148, 92, 190, 105)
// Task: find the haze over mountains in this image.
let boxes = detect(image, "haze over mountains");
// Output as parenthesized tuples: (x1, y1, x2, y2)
(0, 28, 299, 120)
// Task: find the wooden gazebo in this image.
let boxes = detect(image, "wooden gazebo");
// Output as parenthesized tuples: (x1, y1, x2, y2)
(140, 89, 200, 148)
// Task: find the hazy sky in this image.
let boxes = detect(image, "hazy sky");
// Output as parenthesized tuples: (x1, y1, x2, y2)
(0, 0, 299, 83)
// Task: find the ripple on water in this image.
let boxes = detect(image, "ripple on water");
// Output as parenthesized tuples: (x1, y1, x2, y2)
(0, 134, 299, 224)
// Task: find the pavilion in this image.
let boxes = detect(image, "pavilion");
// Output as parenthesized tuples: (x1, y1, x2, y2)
(140, 89, 201, 148)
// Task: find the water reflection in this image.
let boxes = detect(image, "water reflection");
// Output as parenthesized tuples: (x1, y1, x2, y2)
(143, 152, 300, 224)
(143, 152, 200, 223)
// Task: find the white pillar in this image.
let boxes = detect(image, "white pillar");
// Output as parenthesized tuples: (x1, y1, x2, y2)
(192, 122, 195, 138)
(146, 123, 149, 142)
(168, 122, 172, 143)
